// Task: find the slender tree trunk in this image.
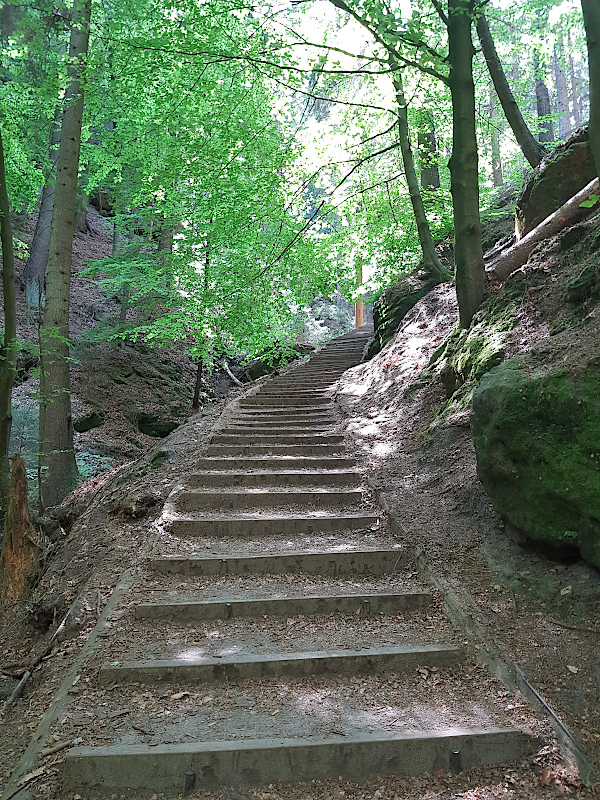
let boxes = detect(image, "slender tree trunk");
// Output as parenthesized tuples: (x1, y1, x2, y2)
(418, 110, 440, 191)
(38, 0, 91, 510)
(390, 61, 447, 283)
(1, 455, 39, 609)
(0, 129, 17, 517)
(567, 31, 581, 128)
(554, 33, 570, 139)
(489, 89, 503, 186)
(20, 107, 61, 325)
(534, 50, 555, 143)
(192, 359, 203, 410)
(448, 0, 485, 328)
(581, 0, 600, 177)
(476, 13, 546, 167)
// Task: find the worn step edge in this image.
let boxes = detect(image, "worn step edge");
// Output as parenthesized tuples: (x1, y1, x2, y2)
(63, 727, 529, 795)
(149, 548, 405, 575)
(174, 488, 363, 512)
(168, 513, 378, 537)
(186, 470, 359, 488)
(194, 457, 355, 470)
(99, 645, 464, 684)
(133, 592, 431, 621)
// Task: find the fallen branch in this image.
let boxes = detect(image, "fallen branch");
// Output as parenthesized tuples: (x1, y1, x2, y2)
(488, 177, 600, 283)
(221, 359, 244, 387)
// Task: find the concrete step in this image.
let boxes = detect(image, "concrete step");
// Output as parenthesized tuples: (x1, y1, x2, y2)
(205, 443, 345, 457)
(211, 433, 344, 446)
(149, 547, 404, 575)
(186, 470, 359, 488)
(133, 591, 430, 622)
(231, 412, 337, 423)
(63, 728, 528, 795)
(174, 488, 363, 512)
(221, 426, 334, 434)
(169, 512, 378, 537)
(240, 397, 332, 407)
(99, 645, 464, 684)
(195, 456, 355, 470)
(236, 404, 337, 414)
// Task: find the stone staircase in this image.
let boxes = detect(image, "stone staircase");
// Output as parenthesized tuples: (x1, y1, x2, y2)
(61, 327, 530, 797)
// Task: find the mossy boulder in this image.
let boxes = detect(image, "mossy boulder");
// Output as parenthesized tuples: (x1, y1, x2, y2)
(73, 411, 104, 433)
(471, 355, 600, 568)
(369, 271, 438, 358)
(515, 127, 596, 239)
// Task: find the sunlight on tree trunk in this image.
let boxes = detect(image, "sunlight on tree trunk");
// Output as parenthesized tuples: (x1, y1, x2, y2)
(476, 13, 546, 167)
(489, 89, 503, 187)
(554, 33, 570, 139)
(0, 129, 17, 518)
(567, 31, 581, 128)
(448, 0, 485, 328)
(38, 0, 91, 510)
(390, 59, 447, 283)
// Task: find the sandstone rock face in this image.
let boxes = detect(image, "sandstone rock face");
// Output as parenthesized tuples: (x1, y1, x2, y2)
(515, 127, 596, 239)
(369, 271, 437, 357)
(471, 349, 600, 568)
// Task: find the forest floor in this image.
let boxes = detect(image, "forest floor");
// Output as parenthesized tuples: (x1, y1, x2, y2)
(1, 209, 600, 799)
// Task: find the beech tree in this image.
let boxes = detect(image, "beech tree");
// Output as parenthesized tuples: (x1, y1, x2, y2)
(581, 0, 600, 175)
(38, 0, 91, 509)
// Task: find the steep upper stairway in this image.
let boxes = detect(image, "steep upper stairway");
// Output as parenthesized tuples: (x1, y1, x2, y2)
(60, 326, 531, 797)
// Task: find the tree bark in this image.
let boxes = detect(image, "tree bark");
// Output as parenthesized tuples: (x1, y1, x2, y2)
(488, 178, 600, 282)
(20, 107, 61, 326)
(581, 0, 600, 177)
(489, 89, 503, 187)
(390, 60, 447, 283)
(554, 33, 570, 139)
(0, 129, 17, 517)
(192, 359, 203, 409)
(534, 50, 555, 144)
(447, 0, 485, 328)
(0, 454, 40, 610)
(38, 0, 91, 510)
(567, 31, 581, 128)
(418, 111, 440, 191)
(476, 13, 546, 167)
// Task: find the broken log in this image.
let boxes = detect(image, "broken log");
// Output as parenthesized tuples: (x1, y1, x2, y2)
(0, 454, 41, 610)
(488, 177, 600, 282)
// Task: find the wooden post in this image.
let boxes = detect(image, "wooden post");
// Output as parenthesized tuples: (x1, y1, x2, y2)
(355, 262, 364, 328)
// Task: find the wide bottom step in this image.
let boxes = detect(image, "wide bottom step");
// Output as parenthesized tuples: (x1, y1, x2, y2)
(63, 727, 529, 794)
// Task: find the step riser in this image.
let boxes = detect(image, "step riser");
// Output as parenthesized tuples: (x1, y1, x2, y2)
(195, 457, 355, 470)
(205, 445, 345, 457)
(187, 472, 359, 488)
(211, 435, 344, 446)
(63, 729, 527, 795)
(174, 489, 362, 512)
(231, 415, 336, 424)
(169, 515, 377, 538)
(150, 548, 405, 576)
(99, 646, 464, 685)
(135, 592, 430, 622)
(221, 427, 334, 435)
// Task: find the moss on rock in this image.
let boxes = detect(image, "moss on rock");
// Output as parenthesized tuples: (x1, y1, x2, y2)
(471, 356, 600, 568)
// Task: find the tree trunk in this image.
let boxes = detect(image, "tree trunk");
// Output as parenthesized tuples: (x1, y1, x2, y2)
(534, 50, 555, 144)
(581, 0, 600, 177)
(0, 129, 17, 518)
(489, 89, 503, 187)
(447, 0, 485, 328)
(554, 34, 570, 139)
(192, 359, 203, 409)
(0, 455, 40, 610)
(567, 31, 581, 128)
(488, 178, 600, 282)
(38, 0, 91, 510)
(418, 111, 440, 191)
(476, 13, 546, 167)
(390, 61, 447, 283)
(20, 107, 61, 326)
